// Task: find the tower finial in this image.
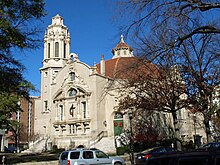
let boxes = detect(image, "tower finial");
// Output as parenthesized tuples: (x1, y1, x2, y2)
(120, 35, 124, 43)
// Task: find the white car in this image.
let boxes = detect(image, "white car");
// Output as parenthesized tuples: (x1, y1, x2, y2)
(59, 148, 126, 165)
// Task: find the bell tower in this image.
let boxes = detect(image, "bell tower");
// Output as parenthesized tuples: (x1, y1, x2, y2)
(43, 14, 70, 68)
(40, 14, 71, 115)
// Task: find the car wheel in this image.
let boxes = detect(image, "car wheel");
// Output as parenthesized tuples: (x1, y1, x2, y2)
(114, 162, 122, 165)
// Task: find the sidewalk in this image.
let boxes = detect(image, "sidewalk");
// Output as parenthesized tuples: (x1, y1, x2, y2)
(14, 160, 132, 165)
(14, 161, 58, 165)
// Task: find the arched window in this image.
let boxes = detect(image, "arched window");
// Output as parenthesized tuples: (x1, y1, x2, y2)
(55, 42, 59, 57)
(64, 43, 66, 58)
(48, 43, 50, 58)
(69, 89, 77, 97)
(70, 72, 75, 81)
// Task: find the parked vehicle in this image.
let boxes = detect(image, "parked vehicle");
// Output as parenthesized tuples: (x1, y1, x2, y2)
(59, 148, 125, 165)
(138, 150, 220, 165)
(135, 146, 177, 165)
(4, 146, 17, 153)
(197, 142, 220, 150)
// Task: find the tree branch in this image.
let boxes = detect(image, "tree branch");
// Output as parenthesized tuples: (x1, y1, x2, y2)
(177, 26, 220, 46)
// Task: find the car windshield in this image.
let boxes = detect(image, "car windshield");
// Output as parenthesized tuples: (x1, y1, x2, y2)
(60, 152, 68, 160)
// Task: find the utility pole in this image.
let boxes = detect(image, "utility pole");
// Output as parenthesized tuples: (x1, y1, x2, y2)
(128, 111, 134, 165)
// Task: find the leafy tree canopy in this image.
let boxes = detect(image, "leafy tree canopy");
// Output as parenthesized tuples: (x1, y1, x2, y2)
(0, 0, 46, 129)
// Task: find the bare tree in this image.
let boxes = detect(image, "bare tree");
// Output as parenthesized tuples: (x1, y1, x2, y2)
(116, 0, 220, 45)
(107, 54, 189, 150)
(115, 0, 220, 143)
(179, 32, 220, 142)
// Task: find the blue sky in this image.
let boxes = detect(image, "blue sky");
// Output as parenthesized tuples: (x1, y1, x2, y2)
(20, 0, 125, 95)
(21, 1, 220, 96)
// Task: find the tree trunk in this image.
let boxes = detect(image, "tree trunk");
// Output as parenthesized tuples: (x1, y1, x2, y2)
(204, 116, 211, 143)
(14, 133, 18, 153)
(172, 112, 182, 151)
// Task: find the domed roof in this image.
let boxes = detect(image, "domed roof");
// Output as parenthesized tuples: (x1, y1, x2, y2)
(113, 38, 133, 50)
(96, 57, 160, 79)
(96, 35, 160, 79)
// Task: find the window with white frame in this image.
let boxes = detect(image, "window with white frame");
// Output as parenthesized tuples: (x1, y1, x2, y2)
(82, 102, 87, 118)
(44, 100, 48, 111)
(60, 105, 64, 121)
(64, 43, 66, 58)
(48, 43, 50, 58)
(55, 42, 59, 57)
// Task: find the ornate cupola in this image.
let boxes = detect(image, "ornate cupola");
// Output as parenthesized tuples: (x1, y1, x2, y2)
(43, 14, 70, 65)
(112, 35, 134, 59)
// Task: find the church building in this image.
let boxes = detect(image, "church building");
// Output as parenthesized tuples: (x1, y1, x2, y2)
(33, 14, 207, 153)
(34, 14, 134, 153)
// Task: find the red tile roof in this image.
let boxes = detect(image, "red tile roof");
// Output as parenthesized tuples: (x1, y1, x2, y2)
(96, 57, 160, 79)
(112, 42, 134, 53)
(112, 35, 134, 53)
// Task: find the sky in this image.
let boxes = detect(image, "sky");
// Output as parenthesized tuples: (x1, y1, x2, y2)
(20, 0, 125, 96)
(17, 1, 220, 96)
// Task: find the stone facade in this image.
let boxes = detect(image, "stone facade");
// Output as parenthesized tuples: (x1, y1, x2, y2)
(0, 129, 6, 152)
(33, 14, 208, 153)
(34, 14, 135, 153)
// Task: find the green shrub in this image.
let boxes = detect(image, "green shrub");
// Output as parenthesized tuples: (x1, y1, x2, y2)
(52, 145, 58, 150)
(116, 145, 130, 155)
